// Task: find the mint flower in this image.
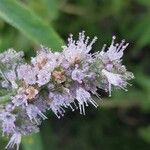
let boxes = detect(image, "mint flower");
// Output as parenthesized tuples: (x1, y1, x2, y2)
(26, 104, 47, 124)
(5, 133, 21, 150)
(0, 32, 134, 150)
(76, 87, 98, 115)
(102, 69, 128, 96)
(0, 112, 16, 135)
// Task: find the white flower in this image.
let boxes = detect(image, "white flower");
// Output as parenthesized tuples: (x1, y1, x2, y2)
(5, 133, 22, 150)
(102, 69, 128, 96)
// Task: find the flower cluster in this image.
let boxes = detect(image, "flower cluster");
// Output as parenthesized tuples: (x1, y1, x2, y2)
(0, 32, 134, 150)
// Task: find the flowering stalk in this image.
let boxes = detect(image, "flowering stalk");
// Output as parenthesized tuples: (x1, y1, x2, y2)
(0, 32, 134, 150)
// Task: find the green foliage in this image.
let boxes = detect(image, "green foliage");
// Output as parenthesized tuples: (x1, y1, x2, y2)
(22, 133, 44, 150)
(40, 110, 150, 150)
(0, 0, 63, 50)
(24, 0, 59, 21)
(131, 14, 150, 50)
(137, 0, 150, 7)
(41, 0, 59, 20)
(139, 126, 150, 143)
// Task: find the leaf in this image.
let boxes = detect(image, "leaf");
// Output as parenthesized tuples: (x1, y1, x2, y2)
(22, 133, 43, 150)
(41, 0, 59, 20)
(0, 0, 64, 50)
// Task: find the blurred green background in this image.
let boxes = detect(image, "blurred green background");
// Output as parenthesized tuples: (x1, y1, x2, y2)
(0, 0, 150, 150)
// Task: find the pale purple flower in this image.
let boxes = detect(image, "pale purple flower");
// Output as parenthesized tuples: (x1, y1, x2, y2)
(0, 32, 134, 150)
(11, 94, 28, 107)
(31, 47, 50, 66)
(26, 104, 47, 124)
(100, 36, 129, 62)
(5, 133, 21, 150)
(49, 92, 66, 118)
(17, 64, 37, 85)
(37, 69, 51, 86)
(49, 89, 75, 118)
(5, 103, 15, 112)
(105, 63, 113, 72)
(32, 46, 61, 72)
(71, 68, 85, 83)
(5, 70, 16, 81)
(0, 48, 24, 66)
(76, 87, 98, 115)
(50, 103, 65, 119)
(5, 70, 18, 89)
(34, 97, 48, 113)
(49, 93, 67, 112)
(0, 112, 16, 135)
(63, 31, 97, 64)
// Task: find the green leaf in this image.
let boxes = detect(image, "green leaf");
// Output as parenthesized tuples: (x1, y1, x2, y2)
(41, 0, 59, 20)
(22, 133, 43, 150)
(0, 0, 64, 50)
